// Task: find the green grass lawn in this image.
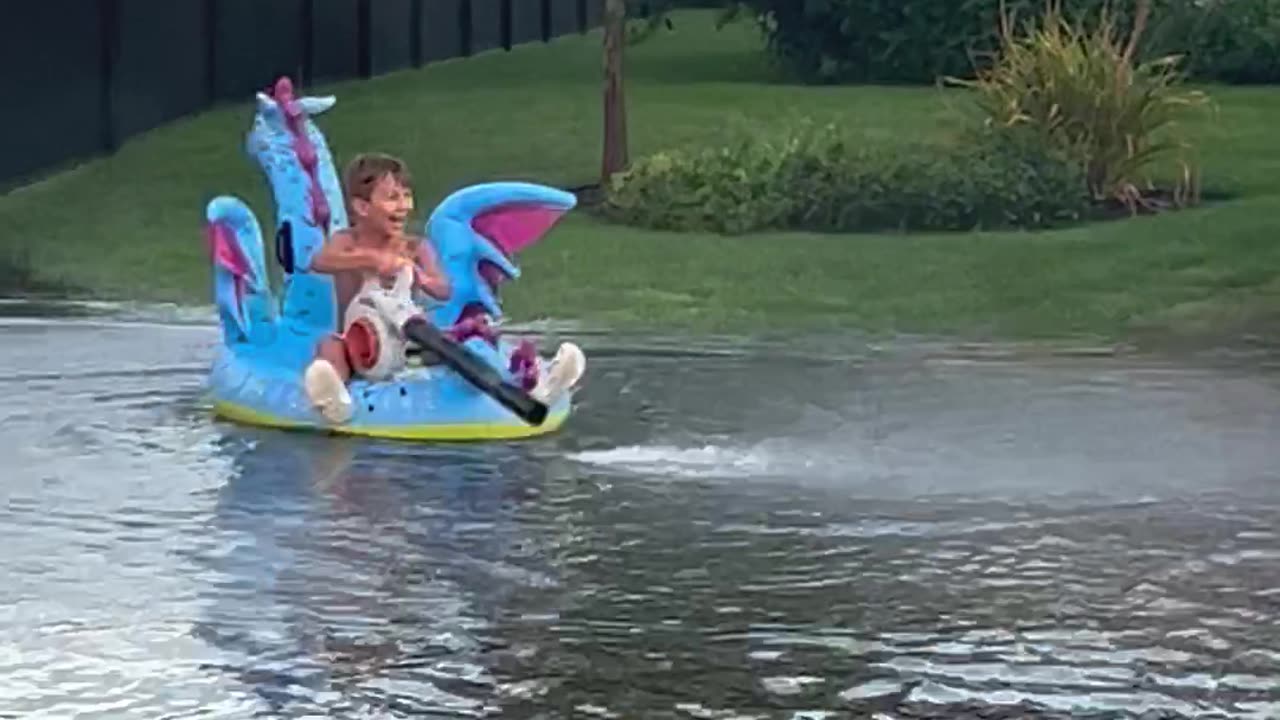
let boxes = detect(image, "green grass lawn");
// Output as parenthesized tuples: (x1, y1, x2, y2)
(3, 10, 1280, 346)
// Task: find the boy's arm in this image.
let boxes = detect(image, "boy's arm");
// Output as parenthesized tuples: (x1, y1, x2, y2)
(412, 238, 452, 301)
(310, 232, 403, 276)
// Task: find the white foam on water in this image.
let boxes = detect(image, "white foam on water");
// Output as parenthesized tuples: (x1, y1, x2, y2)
(566, 440, 848, 482)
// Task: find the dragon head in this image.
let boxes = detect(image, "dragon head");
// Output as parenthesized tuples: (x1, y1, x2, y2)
(246, 77, 349, 240)
(244, 77, 350, 332)
(423, 182, 577, 329)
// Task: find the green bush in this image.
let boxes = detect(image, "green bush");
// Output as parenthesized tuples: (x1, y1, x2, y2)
(0, 246, 68, 296)
(728, 0, 1280, 85)
(947, 0, 1211, 212)
(600, 121, 1089, 235)
(1147, 0, 1280, 84)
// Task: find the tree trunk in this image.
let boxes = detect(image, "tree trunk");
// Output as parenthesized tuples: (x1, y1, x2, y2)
(601, 0, 628, 184)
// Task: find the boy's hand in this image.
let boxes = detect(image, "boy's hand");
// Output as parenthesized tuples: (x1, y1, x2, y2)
(413, 265, 451, 300)
(373, 251, 409, 278)
(413, 240, 452, 301)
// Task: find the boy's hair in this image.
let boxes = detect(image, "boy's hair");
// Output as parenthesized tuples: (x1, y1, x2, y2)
(342, 153, 412, 213)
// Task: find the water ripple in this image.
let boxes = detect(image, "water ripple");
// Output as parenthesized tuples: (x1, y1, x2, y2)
(3, 319, 1280, 718)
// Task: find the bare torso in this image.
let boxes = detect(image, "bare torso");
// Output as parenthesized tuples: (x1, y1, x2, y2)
(332, 270, 364, 325)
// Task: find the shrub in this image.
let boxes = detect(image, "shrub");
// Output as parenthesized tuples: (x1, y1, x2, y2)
(600, 120, 1089, 235)
(1147, 0, 1280, 84)
(0, 246, 68, 296)
(0, 247, 36, 294)
(946, 0, 1211, 212)
(728, 0, 1280, 85)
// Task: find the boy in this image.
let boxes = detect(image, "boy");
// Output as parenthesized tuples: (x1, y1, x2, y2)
(303, 153, 452, 423)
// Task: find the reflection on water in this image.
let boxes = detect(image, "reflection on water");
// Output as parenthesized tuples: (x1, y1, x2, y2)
(186, 433, 557, 718)
(2, 312, 1279, 719)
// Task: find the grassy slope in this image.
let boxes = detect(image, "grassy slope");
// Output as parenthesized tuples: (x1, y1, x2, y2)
(2, 10, 1279, 343)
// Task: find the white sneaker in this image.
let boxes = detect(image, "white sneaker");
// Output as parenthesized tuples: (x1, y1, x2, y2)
(531, 342, 586, 404)
(304, 358, 354, 424)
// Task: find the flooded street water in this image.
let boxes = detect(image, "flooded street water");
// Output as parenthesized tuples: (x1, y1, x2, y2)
(2, 308, 1279, 719)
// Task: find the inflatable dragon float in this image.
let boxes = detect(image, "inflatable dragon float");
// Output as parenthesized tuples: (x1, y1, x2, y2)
(203, 77, 585, 441)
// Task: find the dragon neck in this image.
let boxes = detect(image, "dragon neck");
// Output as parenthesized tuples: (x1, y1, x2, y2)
(271, 77, 331, 233)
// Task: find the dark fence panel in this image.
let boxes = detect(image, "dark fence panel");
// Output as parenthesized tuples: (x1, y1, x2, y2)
(1, 0, 594, 189)
(311, 0, 360, 82)
(0, 0, 105, 186)
(113, 0, 208, 141)
(213, 0, 305, 100)
(549, 0, 579, 37)
(369, 0, 414, 75)
(511, 0, 543, 46)
(420, 0, 466, 62)
(470, 0, 503, 53)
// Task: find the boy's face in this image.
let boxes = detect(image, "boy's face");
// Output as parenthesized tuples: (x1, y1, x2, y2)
(351, 173, 414, 238)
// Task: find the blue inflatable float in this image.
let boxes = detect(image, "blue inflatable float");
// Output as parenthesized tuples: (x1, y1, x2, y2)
(203, 77, 585, 441)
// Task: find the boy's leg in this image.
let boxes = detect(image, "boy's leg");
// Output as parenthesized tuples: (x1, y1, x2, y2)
(304, 336, 354, 424)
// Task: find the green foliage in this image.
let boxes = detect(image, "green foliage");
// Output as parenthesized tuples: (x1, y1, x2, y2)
(622, 0, 741, 44)
(728, 0, 1280, 85)
(1146, 0, 1280, 84)
(946, 1, 1212, 212)
(600, 120, 1089, 235)
(0, 245, 71, 295)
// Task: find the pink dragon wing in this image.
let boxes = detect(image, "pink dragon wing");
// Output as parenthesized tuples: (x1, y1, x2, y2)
(470, 203, 571, 257)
